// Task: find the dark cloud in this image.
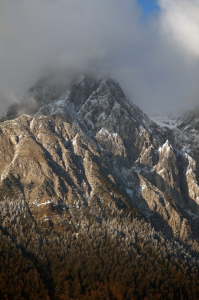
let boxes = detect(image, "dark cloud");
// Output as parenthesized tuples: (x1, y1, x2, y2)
(0, 0, 199, 114)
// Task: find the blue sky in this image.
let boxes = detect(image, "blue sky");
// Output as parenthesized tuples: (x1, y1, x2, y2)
(136, 0, 160, 18)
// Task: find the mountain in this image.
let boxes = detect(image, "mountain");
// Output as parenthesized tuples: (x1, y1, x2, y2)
(1, 75, 199, 239)
(1, 75, 199, 299)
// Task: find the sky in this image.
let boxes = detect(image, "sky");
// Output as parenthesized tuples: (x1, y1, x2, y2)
(136, 0, 160, 19)
(0, 0, 199, 114)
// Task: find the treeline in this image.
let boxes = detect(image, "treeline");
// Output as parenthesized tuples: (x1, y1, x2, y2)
(1, 198, 199, 299)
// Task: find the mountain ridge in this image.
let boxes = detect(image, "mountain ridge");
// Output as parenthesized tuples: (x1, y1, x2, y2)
(1, 75, 199, 242)
(2, 75, 199, 299)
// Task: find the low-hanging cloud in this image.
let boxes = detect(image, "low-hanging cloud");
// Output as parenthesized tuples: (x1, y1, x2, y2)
(0, 0, 142, 112)
(0, 0, 199, 115)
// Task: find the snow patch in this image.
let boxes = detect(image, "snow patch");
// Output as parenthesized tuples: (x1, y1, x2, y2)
(158, 140, 172, 153)
(149, 113, 179, 129)
(34, 201, 51, 207)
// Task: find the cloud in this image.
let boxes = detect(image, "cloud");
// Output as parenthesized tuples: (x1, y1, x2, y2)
(0, 0, 141, 111)
(0, 0, 199, 115)
(114, 0, 199, 113)
(159, 0, 199, 58)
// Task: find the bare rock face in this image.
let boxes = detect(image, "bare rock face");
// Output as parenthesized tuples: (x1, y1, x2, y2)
(0, 113, 136, 232)
(96, 128, 127, 159)
(1, 75, 199, 241)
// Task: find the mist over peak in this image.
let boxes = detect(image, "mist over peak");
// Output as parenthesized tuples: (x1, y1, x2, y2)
(0, 0, 199, 115)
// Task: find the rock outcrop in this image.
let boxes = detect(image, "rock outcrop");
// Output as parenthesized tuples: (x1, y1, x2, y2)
(1, 75, 199, 241)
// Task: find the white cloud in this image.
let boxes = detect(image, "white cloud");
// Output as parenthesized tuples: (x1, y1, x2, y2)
(159, 0, 199, 58)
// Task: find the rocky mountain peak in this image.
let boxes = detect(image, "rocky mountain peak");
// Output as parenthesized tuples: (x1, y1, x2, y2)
(1, 75, 199, 244)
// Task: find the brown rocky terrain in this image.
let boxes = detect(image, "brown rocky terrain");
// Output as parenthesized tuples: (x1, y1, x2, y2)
(1, 75, 199, 242)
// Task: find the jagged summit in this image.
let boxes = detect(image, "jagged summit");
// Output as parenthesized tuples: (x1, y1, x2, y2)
(0, 75, 153, 129)
(1, 75, 199, 243)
